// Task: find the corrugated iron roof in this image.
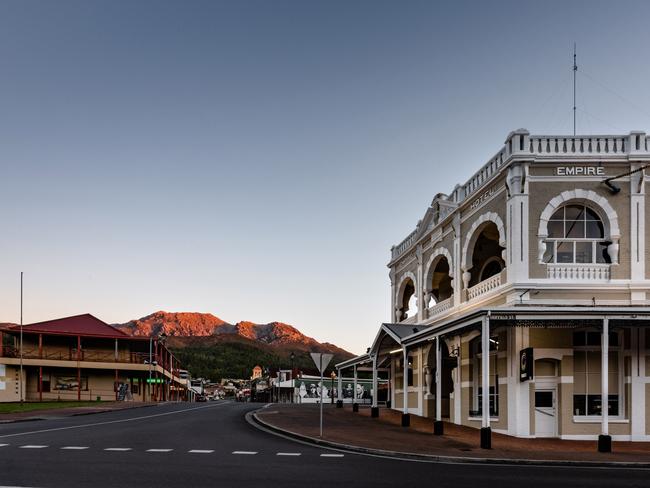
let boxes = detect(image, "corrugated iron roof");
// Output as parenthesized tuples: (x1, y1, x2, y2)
(4, 313, 131, 339)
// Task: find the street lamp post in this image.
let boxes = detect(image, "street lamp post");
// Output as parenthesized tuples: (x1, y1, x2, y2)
(290, 352, 295, 404)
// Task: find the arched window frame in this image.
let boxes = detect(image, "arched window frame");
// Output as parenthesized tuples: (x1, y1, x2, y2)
(537, 190, 620, 266)
(543, 204, 610, 265)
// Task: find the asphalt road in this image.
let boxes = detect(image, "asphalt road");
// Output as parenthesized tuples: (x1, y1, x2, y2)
(0, 401, 648, 488)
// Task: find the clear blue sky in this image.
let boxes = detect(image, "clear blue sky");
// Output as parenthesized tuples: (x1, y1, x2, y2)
(2, 0, 650, 354)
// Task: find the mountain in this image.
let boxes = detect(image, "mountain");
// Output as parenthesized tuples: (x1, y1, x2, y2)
(114, 311, 355, 379)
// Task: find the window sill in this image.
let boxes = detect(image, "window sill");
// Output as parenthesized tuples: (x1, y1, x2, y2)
(572, 417, 629, 424)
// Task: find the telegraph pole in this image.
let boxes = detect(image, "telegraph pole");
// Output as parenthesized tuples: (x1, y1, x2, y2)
(19, 272, 23, 405)
(573, 43, 577, 136)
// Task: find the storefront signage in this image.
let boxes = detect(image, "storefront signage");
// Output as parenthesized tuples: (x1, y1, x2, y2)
(519, 348, 533, 382)
(470, 185, 499, 209)
(555, 166, 604, 176)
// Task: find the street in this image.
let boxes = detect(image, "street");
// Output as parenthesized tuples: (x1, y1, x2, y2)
(0, 401, 648, 488)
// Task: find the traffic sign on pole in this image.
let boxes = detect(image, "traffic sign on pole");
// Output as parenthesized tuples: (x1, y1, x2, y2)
(310, 352, 333, 373)
(309, 352, 334, 437)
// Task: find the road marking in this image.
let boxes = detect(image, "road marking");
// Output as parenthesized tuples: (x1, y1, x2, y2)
(0, 444, 8, 448)
(276, 452, 301, 456)
(320, 453, 344, 457)
(104, 448, 132, 451)
(0, 402, 228, 440)
(232, 451, 257, 455)
(61, 446, 89, 450)
(146, 449, 173, 452)
(189, 449, 214, 454)
(19, 445, 48, 449)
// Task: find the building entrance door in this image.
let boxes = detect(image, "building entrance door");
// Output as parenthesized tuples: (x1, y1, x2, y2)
(534, 387, 557, 437)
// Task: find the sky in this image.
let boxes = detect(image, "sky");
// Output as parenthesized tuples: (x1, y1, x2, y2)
(2, 0, 650, 355)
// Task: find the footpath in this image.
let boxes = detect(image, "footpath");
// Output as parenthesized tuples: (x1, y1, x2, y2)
(253, 403, 650, 466)
(0, 402, 158, 423)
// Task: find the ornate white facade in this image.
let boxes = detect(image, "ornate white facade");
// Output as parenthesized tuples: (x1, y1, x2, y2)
(337, 129, 650, 449)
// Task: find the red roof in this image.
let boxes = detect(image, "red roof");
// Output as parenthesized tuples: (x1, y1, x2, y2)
(4, 313, 131, 339)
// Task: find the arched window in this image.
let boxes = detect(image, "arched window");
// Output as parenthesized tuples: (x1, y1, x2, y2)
(543, 205, 611, 264)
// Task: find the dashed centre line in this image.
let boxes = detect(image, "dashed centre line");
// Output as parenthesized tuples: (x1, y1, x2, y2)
(0, 443, 344, 459)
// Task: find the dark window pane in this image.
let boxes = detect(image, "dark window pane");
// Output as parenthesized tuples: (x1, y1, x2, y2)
(565, 205, 584, 220)
(585, 207, 600, 221)
(566, 220, 585, 238)
(573, 395, 586, 415)
(575, 242, 593, 263)
(573, 331, 586, 346)
(596, 242, 611, 264)
(550, 208, 564, 221)
(587, 332, 601, 346)
(556, 242, 573, 263)
(587, 395, 602, 415)
(609, 332, 619, 347)
(548, 220, 564, 238)
(603, 395, 616, 415)
(535, 391, 553, 408)
(586, 220, 604, 238)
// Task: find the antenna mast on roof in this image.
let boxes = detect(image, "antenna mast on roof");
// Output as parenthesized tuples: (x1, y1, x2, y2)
(573, 43, 577, 136)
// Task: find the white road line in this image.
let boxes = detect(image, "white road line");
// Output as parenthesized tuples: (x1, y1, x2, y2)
(0, 403, 228, 440)
(61, 446, 89, 450)
(19, 445, 48, 449)
(0, 444, 9, 448)
(146, 449, 173, 452)
(276, 452, 301, 456)
(104, 448, 132, 451)
(188, 449, 214, 454)
(232, 451, 257, 455)
(320, 453, 344, 458)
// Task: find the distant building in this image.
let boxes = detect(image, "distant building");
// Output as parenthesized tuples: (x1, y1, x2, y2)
(251, 365, 262, 380)
(0, 313, 189, 402)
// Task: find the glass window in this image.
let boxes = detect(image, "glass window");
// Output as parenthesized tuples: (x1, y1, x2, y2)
(544, 204, 609, 265)
(573, 331, 621, 417)
(535, 391, 553, 408)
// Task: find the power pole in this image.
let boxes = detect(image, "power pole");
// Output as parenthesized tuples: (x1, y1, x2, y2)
(573, 43, 577, 136)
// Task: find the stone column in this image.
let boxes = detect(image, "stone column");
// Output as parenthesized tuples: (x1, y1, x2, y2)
(481, 315, 491, 449)
(598, 318, 611, 452)
(401, 346, 410, 426)
(434, 335, 444, 435)
(371, 356, 379, 418)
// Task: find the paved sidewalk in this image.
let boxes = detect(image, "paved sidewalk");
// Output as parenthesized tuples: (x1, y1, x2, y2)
(0, 401, 159, 423)
(255, 403, 650, 464)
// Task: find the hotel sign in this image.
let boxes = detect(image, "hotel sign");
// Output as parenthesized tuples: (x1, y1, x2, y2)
(519, 348, 533, 382)
(555, 166, 604, 176)
(470, 185, 499, 209)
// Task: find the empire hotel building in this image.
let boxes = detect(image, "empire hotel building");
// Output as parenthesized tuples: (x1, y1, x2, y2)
(337, 129, 650, 451)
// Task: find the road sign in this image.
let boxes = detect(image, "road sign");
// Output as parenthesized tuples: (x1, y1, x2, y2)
(310, 353, 333, 373)
(309, 352, 334, 438)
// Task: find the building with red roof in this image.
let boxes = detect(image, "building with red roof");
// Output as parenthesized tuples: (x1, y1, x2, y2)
(0, 314, 189, 403)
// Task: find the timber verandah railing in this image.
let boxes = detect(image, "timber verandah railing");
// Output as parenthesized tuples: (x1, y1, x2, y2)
(390, 131, 650, 261)
(1, 346, 158, 366)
